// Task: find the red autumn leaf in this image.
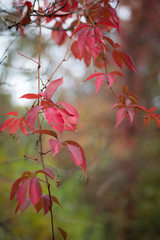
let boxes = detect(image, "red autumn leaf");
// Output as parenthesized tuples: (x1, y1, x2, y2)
(97, 20, 119, 29)
(0, 118, 15, 132)
(115, 108, 126, 127)
(8, 118, 19, 134)
(15, 197, 31, 215)
(84, 72, 106, 82)
(19, 197, 31, 214)
(84, 72, 106, 93)
(57, 227, 67, 240)
(64, 141, 87, 178)
(103, 36, 115, 48)
(144, 117, 151, 128)
(106, 71, 124, 88)
(112, 50, 136, 72)
(20, 93, 41, 99)
(44, 108, 64, 134)
(59, 110, 77, 131)
(27, 105, 43, 130)
(51, 21, 68, 46)
(95, 75, 106, 93)
(59, 0, 78, 12)
(152, 116, 160, 128)
(36, 168, 55, 181)
(0, 111, 28, 135)
(87, 28, 101, 62)
(44, 78, 63, 101)
(72, 23, 92, 36)
(10, 176, 28, 200)
(16, 179, 30, 207)
(57, 101, 80, 124)
(127, 108, 135, 124)
(32, 129, 58, 140)
(78, 27, 91, 56)
(5, 111, 18, 117)
(49, 139, 62, 157)
(29, 177, 42, 207)
(42, 194, 52, 215)
(71, 41, 91, 67)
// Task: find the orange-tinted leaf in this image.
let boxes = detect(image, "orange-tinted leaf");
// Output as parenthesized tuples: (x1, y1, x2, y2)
(33, 129, 58, 139)
(144, 117, 151, 128)
(57, 227, 67, 240)
(36, 168, 55, 181)
(112, 50, 136, 72)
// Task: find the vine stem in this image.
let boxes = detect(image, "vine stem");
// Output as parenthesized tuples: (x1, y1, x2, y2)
(37, 1, 54, 239)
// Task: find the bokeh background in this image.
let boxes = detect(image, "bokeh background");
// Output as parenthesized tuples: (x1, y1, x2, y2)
(0, 0, 160, 239)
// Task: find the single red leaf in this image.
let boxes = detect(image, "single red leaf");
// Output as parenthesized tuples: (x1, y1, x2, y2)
(106, 73, 116, 88)
(44, 78, 63, 101)
(22, 171, 35, 178)
(87, 28, 101, 62)
(57, 101, 80, 124)
(0, 118, 15, 132)
(148, 107, 157, 113)
(144, 117, 151, 128)
(51, 21, 68, 46)
(57, 227, 67, 240)
(78, 27, 91, 56)
(20, 93, 41, 99)
(49, 139, 62, 157)
(19, 197, 31, 214)
(5, 111, 18, 117)
(111, 102, 123, 111)
(103, 36, 115, 48)
(29, 177, 42, 207)
(27, 105, 43, 130)
(8, 118, 19, 134)
(16, 179, 30, 207)
(97, 20, 118, 29)
(72, 23, 92, 36)
(32, 129, 58, 140)
(112, 50, 136, 72)
(44, 108, 64, 134)
(19, 119, 28, 135)
(64, 141, 87, 178)
(127, 108, 134, 124)
(43, 194, 52, 215)
(95, 75, 105, 93)
(84, 72, 106, 82)
(51, 195, 61, 207)
(36, 168, 55, 181)
(115, 108, 126, 127)
(10, 176, 28, 200)
(152, 116, 160, 128)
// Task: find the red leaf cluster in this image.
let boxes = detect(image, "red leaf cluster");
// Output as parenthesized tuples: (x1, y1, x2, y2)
(10, 168, 56, 214)
(0, 111, 28, 135)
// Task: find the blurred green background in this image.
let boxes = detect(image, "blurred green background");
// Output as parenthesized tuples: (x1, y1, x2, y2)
(0, 0, 160, 239)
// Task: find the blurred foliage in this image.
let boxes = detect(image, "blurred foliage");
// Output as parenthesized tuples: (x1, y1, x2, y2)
(0, 0, 160, 240)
